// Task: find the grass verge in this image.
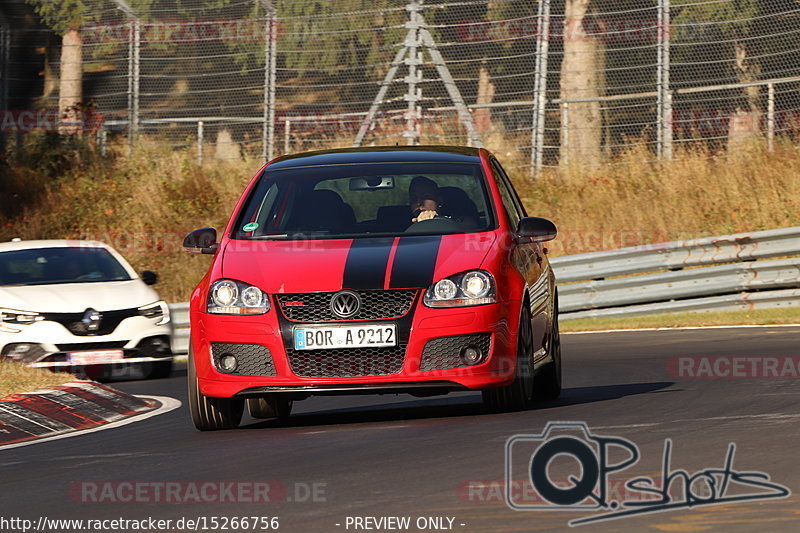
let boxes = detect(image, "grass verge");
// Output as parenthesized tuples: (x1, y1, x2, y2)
(0, 361, 75, 398)
(2, 135, 800, 301)
(560, 307, 800, 332)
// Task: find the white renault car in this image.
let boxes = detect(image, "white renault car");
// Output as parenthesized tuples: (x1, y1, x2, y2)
(0, 239, 173, 378)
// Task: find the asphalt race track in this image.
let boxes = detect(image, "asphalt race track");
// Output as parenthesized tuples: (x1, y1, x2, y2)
(1, 326, 799, 532)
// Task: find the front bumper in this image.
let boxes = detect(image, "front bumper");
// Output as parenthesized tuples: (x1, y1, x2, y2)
(193, 300, 521, 398)
(0, 316, 173, 369)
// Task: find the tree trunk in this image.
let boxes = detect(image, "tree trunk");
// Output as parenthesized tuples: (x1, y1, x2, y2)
(35, 33, 58, 109)
(58, 28, 82, 134)
(559, 0, 606, 167)
(728, 40, 761, 150)
(474, 65, 495, 133)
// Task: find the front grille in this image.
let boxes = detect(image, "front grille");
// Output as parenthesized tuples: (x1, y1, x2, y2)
(286, 345, 406, 377)
(56, 341, 128, 351)
(43, 308, 140, 336)
(420, 333, 492, 371)
(211, 342, 276, 377)
(277, 289, 417, 322)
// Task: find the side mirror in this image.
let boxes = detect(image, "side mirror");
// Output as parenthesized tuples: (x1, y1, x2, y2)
(516, 217, 557, 242)
(183, 227, 219, 255)
(141, 270, 158, 286)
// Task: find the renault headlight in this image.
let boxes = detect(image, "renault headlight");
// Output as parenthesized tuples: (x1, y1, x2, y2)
(207, 280, 269, 315)
(0, 309, 43, 333)
(138, 301, 170, 326)
(424, 270, 496, 307)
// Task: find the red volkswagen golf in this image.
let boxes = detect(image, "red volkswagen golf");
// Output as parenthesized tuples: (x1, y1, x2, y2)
(184, 146, 560, 430)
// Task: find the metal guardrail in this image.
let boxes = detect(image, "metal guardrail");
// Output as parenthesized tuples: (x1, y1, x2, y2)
(549, 226, 800, 283)
(552, 226, 800, 320)
(558, 257, 800, 313)
(169, 303, 190, 355)
(166, 227, 800, 348)
(562, 289, 800, 320)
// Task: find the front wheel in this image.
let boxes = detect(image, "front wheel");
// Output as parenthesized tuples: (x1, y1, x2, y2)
(534, 298, 562, 401)
(188, 350, 244, 431)
(483, 302, 534, 413)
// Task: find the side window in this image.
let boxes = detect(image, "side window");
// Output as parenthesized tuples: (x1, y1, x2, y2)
(491, 160, 522, 229)
(492, 159, 527, 218)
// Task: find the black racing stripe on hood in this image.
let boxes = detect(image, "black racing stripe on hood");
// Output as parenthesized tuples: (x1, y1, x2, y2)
(342, 237, 394, 290)
(389, 235, 442, 289)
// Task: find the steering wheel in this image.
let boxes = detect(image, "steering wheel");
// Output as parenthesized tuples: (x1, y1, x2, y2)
(404, 217, 464, 234)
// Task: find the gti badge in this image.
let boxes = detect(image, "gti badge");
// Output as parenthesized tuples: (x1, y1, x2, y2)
(330, 291, 361, 319)
(81, 308, 102, 332)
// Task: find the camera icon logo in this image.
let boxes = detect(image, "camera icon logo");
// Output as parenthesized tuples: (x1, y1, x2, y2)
(504, 421, 639, 512)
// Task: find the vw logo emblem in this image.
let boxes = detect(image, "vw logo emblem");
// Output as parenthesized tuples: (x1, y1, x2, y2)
(81, 308, 102, 332)
(330, 291, 361, 319)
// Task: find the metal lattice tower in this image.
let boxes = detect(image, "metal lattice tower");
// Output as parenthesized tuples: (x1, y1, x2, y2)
(353, 0, 482, 148)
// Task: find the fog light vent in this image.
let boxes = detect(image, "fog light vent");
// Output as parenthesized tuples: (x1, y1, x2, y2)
(420, 333, 492, 371)
(218, 354, 238, 373)
(460, 345, 484, 365)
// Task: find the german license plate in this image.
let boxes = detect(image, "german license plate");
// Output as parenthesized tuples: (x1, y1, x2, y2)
(67, 350, 124, 365)
(294, 325, 397, 350)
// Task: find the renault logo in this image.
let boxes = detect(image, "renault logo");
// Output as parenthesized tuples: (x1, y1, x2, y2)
(81, 308, 102, 332)
(330, 291, 361, 319)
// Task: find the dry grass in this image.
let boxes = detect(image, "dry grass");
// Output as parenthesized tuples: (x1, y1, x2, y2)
(560, 307, 800, 332)
(2, 136, 800, 302)
(510, 141, 800, 255)
(0, 361, 76, 398)
(1, 140, 257, 301)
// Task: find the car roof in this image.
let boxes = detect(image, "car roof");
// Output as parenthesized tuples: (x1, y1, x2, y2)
(267, 145, 483, 171)
(0, 239, 110, 253)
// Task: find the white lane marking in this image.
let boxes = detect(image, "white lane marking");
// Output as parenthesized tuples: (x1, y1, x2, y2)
(0, 395, 181, 452)
(563, 324, 800, 335)
(581, 413, 800, 431)
(294, 424, 411, 435)
(490, 412, 800, 440)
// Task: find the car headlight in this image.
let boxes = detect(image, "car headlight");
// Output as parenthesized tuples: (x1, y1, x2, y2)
(424, 270, 496, 307)
(207, 279, 269, 315)
(138, 301, 170, 326)
(0, 309, 43, 333)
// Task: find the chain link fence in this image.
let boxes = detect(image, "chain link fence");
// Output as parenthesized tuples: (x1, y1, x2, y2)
(3, 0, 800, 175)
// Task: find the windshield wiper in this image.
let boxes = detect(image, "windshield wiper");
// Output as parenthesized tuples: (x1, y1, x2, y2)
(252, 234, 291, 240)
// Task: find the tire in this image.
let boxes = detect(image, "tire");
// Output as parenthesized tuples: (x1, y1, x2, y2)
(483, 302, 535, 413)
(188, 350, 244, 431)
(143, 360, 173, 380)
(247, 396, 293, 420)
(534, 296, 562, 401)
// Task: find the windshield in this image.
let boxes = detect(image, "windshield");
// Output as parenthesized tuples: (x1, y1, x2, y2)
(232, 162, 495, 240)
(0, 247, 132, 286)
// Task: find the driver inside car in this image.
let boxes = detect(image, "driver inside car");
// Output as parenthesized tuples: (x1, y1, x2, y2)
(409, 176, 444, 223)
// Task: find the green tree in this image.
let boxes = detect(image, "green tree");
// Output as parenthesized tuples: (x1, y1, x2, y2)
(26, 0, 154, 131)
(673, 0, 768, 143)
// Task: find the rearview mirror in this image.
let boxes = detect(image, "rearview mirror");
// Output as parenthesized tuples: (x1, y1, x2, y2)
(183, 227, 218, 254)
(141, 270, 158, 286)
(516, 217, 557, 242)
(349, 176, 395, 190)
